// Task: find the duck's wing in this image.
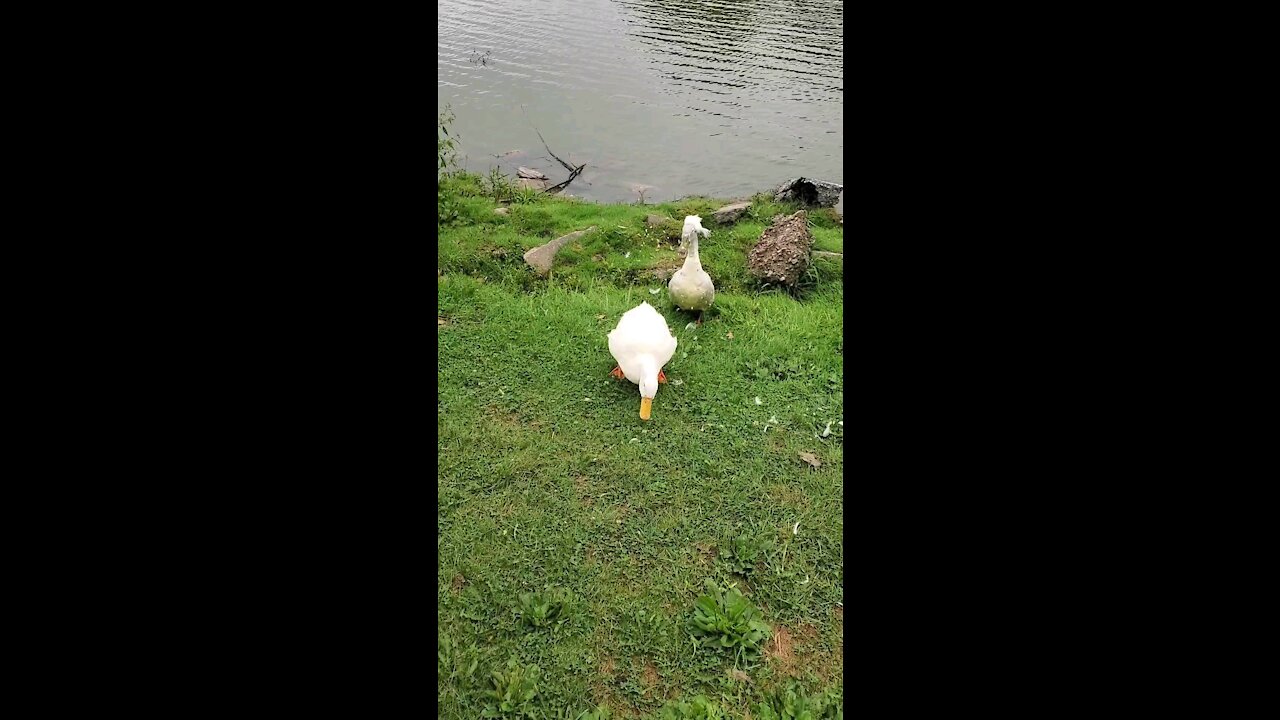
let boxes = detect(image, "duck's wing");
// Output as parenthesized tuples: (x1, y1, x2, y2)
(653, 327, 678, 367)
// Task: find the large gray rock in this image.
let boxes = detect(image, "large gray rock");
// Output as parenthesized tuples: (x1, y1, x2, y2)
(711, 201, 751, 224)
(516, 177, 549, 191)
(747, 211, 813, 287)
(517, 166, 548, 180)
(774, 178, 843, 207)
(523, 226, 597, 276)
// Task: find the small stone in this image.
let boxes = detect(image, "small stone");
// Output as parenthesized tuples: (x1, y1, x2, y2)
(494, 207, 510, 215)
(523, 226, 597, 275)
(711, 201, 751, 224)
(646, 214, 672, 228)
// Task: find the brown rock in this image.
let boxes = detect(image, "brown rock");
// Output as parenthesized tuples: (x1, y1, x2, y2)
(711, 201, 751, 224)
(523, 226, 597, 275)
(746, 210, 814, 287)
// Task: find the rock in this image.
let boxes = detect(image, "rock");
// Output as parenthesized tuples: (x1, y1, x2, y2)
(746, 211, 814, 287)
(774, 178, 843, 207)
(711, 201, 751, 224)
(646, 214, 672, 228)
(517, 166, 548, 180)
(494, 207, 510, 215)
(523, 226, 597, 276)
(516, 178, 549, 191)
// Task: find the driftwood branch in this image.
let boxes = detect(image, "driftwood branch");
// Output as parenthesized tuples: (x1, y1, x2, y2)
(521, 105, 586, 194)
(545, 165, 585, 194)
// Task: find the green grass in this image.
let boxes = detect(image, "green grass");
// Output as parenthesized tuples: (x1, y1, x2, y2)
(438, 174, 843, 718)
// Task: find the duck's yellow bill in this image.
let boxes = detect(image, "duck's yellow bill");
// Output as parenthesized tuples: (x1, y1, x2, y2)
(639, 397, 652, 420)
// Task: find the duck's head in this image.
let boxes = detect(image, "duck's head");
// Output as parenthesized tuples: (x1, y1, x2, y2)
(681, 215, 709, 246)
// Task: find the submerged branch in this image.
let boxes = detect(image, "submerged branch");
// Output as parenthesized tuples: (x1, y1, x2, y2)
(521, 104, 586, 194)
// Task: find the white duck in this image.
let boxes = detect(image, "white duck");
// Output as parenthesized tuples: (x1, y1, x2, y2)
(668, 215, 715, 325)
(607, 302, 677, 420)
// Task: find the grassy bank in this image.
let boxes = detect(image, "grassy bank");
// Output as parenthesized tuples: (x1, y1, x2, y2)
(438, 173, 844, 718)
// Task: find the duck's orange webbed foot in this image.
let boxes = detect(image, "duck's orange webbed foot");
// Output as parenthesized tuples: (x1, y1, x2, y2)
(610, 366, 625, 380)
(658, 370, 668, 384)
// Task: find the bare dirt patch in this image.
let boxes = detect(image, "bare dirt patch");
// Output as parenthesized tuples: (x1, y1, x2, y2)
(591, 678, 631, 718)
(766, 624, 823, 679)
(641, 659, 669, 701)
(766, 484, 810, 510)
(642, 662, 660, 687)
(694, 541, 717, 565)
(575, 476, 594, 506)
(766, 430, 788, 452)
(766, 626, 796, 674)
(482, 404, 542, 430)
(589, 632, 630, 716)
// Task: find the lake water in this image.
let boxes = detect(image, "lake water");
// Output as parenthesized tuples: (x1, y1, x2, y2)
(438, 0, 843, 205)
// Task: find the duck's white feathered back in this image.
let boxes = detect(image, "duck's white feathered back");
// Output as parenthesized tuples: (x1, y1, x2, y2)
(607, 302, 677, 382)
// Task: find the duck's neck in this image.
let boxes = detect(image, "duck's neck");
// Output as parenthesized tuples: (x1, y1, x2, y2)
(683, 233, 702, 272)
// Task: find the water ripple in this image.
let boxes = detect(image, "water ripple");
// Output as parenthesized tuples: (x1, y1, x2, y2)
(439, 0, 842, 203)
